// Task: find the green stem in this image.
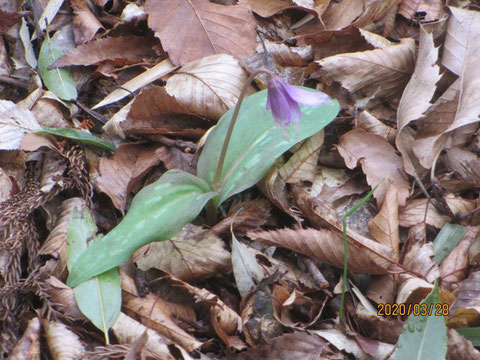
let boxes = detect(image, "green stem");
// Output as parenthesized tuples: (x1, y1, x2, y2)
(339, 179, 384, 325)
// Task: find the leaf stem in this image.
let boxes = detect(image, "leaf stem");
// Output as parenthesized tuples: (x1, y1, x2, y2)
(339, 179, 384, 325)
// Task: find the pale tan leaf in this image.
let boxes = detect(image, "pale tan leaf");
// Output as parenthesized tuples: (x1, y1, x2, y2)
(102, 100, 132, 138)
(447, 329, 480, 360)
(70, 0, 103, 44)
(396, 28, 441, 175)
(166, 54, 252, 120)
(442, 7, 480, 77)
(399, 195, 475, 229)
(133, 224, 231, 282)
(39, 198, 88, 281)
(366, 274, 396, 304)
(92, 58, 177, 109)
(398, 0, 444, 22)
(357, 110, 396, 144)
(0, 100, 40, 150)
(255, 41, 313, 67)
(337, 129, 410, 207)
(317, 38, 415, 102)
(368, 180, 400, 257)
(279, 131, 324, 183)
(111, 313, 175, 360)
(8, 317, 41, 360)
(312, 329, 367, 359)
(440, 226, 480, 291)
(43, 320, 86, 360)
(248, 227, 400, 275)
(145, 0, 256, 65)
(448, 270, 480, 328)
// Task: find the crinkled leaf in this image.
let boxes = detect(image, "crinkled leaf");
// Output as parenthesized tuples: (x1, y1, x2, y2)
(67, 170, 217, 287)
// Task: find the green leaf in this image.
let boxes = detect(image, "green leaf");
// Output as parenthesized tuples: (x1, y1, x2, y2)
(456, 327, 480, 346)
(433, 223, 467, 265)
(394, 282, 447, 360)
(197, 88, 339, 207)
(67, 170, 217, 287)
(35, 127, 116, 152)
(67, 208, 121, 344)
(38, 37, 77, 101)
(74, 267, 121, 343)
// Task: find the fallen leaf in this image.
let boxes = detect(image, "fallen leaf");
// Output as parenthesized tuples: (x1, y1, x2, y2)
(447, 328, 480, 360)
(239, 0, 323, 18)
(43, 320, 86, 359)
(121, 85, 206, 139)
(337, 129, 410, 207)
(317, 38, 415, 102)
(51, 36, 158, 68)
(0, 100, 40, 150)
(7, 317, 41, 359)
(166, 54, 253, 120)
(145, 0, 256, 65)
(249, 227, 400, 275)
(70, 0, 103, 44)
(133, 224, 231, 282)
(357, 110, 397, 144)
(94, 143, 161, 213)
(448, 270, 480, 328)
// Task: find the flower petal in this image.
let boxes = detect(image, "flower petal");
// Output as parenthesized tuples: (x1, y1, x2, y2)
(284, 84, 332, 106)
(267, 80, 293, 126)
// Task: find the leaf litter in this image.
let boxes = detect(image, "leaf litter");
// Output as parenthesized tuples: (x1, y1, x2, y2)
(1, 1, 480, 359)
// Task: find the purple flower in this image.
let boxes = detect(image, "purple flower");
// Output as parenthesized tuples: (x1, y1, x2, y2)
(266, 77, 332, 128)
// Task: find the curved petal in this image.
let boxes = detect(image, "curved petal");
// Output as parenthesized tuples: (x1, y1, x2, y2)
(267, 81, 292, 126)
(285, 84, 332, 106)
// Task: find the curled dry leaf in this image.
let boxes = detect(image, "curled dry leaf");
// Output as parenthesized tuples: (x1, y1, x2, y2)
(248, 227, 400, 275)
(166, 54, 253, 120)
(112, 313, 175, 360)
(337, 129, 410, 207)
(94, 143, 161, 214)
(357, 110, 396, 144)
(39, 198, 88, 281)
(145, 0, 256, 65)
(396, 28, 440, 175)
(399, 195, 475, 229)
(51, 36, 158, 68)
(312, 329, 368, 359)
(440, 226, 480, 291)
(354, 303, 404, 344)
(70, 0, 103, 44)
(43, 319, 86, 360)
(317, 37, 415, 102)
(255, 41, 313, 67)
(8, 317, 41, 359)
(133, 224, 231, 282)
(368, 180, 400, 257)
(122, 85, 206, 139)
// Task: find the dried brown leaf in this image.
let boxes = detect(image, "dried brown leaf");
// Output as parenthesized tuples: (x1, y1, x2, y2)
(0, 100, 40, 150)
(396, 28, 441, 175)
(166, 54, 252, 120)
(337, 129, 410, 207)
(357, 110, 397, 144)
(122, 85, 206, 139)
(51, 36, 158, 68)
(399, 195, 475, 228)
(94, 143, 161, 213)
(447, 328, 480, 360)
(448, 270, 480, 328)
(70, 0, 103, 44)
(43, 320, 86, 359)
(317, 38, 415, 102)
(368, 180, 400, 257)
(145, 0, 256, 65)
(248, 227, 400, 275)
(133, 224, 231, 282)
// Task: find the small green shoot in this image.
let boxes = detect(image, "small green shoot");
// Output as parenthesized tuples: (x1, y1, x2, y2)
(340, 179, 383, 324)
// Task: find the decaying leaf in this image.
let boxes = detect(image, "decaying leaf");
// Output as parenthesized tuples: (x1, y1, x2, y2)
(0, 100, 40, 150)
(133, 224, 231, 282)
(43, 319, 86, 359)
(145, 0, 256, 65)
